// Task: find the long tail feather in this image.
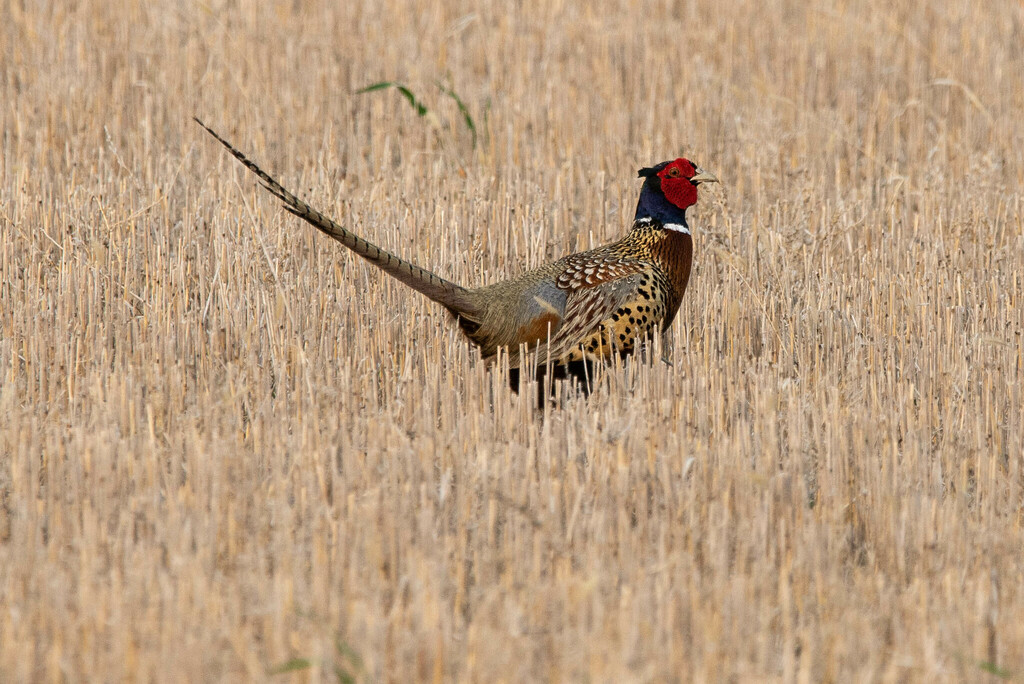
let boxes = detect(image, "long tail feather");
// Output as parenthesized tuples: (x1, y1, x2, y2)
(194, 117, 481, 319)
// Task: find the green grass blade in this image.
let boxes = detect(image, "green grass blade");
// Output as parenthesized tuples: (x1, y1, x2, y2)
(269, 658, 312, 674)
(357, 81, 428, 117)
(437, 83, 477, 148)
(335, 638, 364, 669)
(355, 81, 393, 93)
(977, 660, 1013, 679)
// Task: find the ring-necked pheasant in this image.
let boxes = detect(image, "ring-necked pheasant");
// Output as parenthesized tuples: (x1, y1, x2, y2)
(196, 118, 717, 385)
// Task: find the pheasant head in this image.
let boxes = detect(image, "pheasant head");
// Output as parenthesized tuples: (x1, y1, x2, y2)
(635, 158, 718, 231)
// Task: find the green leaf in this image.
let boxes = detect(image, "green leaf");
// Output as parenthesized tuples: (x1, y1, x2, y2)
(357, 81, 428, 117)
(269, 657, 312, 674)
(355, 81, 393, 93)
(977, 660, 1013, 679)
(437, 83, 477, 148)
(335, 638, 364, 669)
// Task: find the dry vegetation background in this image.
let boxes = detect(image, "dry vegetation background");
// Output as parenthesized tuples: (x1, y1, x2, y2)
(2, 0, 1023, 681)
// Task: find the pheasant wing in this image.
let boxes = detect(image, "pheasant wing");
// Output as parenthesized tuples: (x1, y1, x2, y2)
(533, 253, 655, 364)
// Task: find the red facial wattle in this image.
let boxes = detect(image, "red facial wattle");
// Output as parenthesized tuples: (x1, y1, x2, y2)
(657, 159, 699, 211)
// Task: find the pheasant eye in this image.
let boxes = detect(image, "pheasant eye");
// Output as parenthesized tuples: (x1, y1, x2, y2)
(666, 166, 680, 178)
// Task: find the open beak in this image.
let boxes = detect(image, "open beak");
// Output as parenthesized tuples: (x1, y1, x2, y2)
(690, 168, 719, 185)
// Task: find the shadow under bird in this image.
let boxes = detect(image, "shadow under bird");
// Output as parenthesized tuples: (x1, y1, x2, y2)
(195, 118, 718, 388)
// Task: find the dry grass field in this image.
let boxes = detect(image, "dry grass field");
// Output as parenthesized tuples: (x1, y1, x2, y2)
(2, 0, 1023, 681)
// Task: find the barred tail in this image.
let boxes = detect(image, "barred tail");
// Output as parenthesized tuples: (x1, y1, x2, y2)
(195, 118, 481, 320)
